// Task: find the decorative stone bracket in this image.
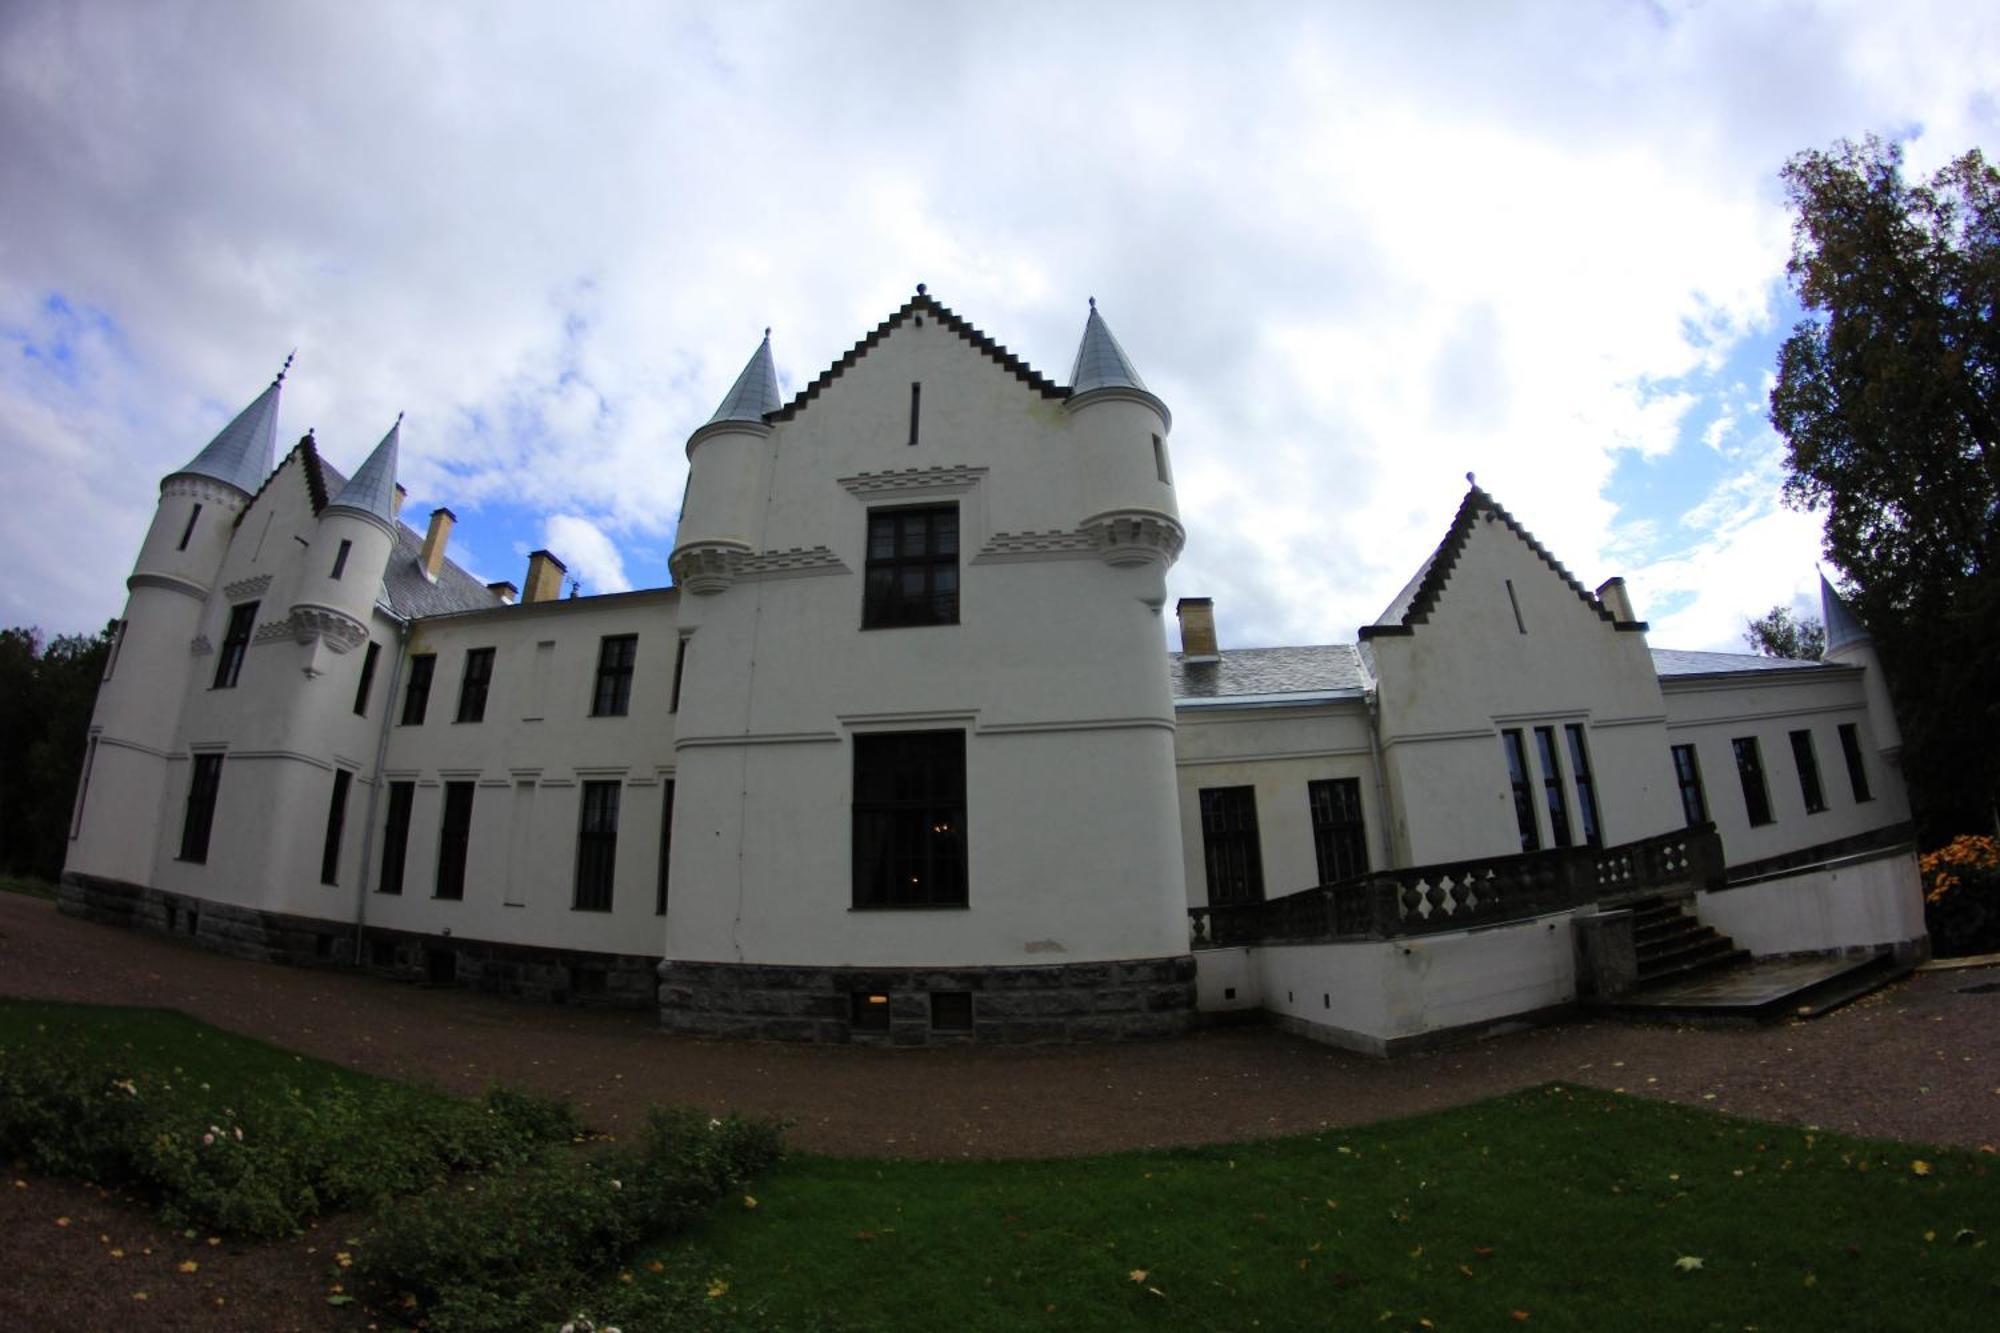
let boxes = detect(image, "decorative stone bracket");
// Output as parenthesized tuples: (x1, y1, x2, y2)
(1081, 509, 1186, 568)
(669, 540, 751, 595)
(287, 604, 369, 677)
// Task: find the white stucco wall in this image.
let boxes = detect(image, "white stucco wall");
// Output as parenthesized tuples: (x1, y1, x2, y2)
(1695, 847, 1926, 955)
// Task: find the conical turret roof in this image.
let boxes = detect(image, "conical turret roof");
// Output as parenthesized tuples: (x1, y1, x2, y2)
(171, 358, 289, 494)
(1066, 299, 1170, 428)
(324, 417, 401, 530)
(1820, 573, 1870, 654)
(704, 330, 781, 427)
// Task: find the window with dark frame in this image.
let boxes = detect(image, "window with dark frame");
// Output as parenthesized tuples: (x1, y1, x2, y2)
(435, 781, 474, 900)
(320, 769, 353, 885)
(591, 634, 638, 717)
(330, 538, 352, 580)
(179, 753, 223, 863)
(102, 620, 126, 681)
(379, 781, 414, 895)
(456, 647, 495, 723)
(1307, 778, 1369, 884)
(1733, 736, 1773, 826)
(353, 642, 380, 716)
(1564, 724, 1602, 847)
(1838, 723, 1873, 803)
(862, 505, 959, 629)
(908, 381, 921, 446)
(70, 736, 97, 839)
(574, 781, 620, 912)
(853, 731, 967, 908)
(1790, 729, 1828, 814)
(177, 503, 202, 551)
(669, 637, 689, 713)
(1534, 726, 1574, 847)
(401, 654, 435, 725)
(1500, 730, 1540, 851)
(1672, 744, 1708, 827)
(930, 991, 973, 1031)
(655, 779, 675, 915)
(1199, 785, 1265, 905)
(1152, 433, 1171, 484)
(213, 601, 258, 689)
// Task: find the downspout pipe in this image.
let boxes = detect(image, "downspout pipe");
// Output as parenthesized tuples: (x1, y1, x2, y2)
(1364, 688, 1400, 869)
(350, 608, 408, 964)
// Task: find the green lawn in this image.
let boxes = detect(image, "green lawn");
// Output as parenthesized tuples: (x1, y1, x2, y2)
(681, 1085, 1998, 1332)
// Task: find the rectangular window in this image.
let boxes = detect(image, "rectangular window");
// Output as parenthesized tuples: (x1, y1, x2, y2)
(379, 781, 414, 895)
(575, 781, 621, 911)
(862, 505, 959, 629)
(435, 781, 474, 900)
(656, 779, 675, 915)
(1501, 729, 1540, 851)
(1306, 778, 1368, 884)
(853, 731, 968, 908)
(213, 601, 258, 689)
(102, 620, 126, 681)
(70, 736, 98, 839)
(177, 503, 202, 551)
(592, 634, 638, 717)
(1198, 785, 1265, 905)
(1839, 723, 1873, 803)
(330, 538, 352, 580)
(1152, 433, 1171, 484)
(401, 654, 435, 725)
(456, 647, 495, 723)
(1790, 729, 1827, 814)
(352, 641, 380, 716)
(1504, 579, 1527, 634)
(1564, 724, 1602, 847)
(1733, 736, 1773, 827)
(320, 769, 353, 885)
(179, 753, 223, 863)
(669, 637, 689, 713)
(1672, 744, 1708, 827)
(1534, 726, 1573, 847)
(908, 381, 921, 446)
(931, 991, 973, 1031)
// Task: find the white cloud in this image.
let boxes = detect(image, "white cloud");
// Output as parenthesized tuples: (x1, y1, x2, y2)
(541, 514, 631, 596)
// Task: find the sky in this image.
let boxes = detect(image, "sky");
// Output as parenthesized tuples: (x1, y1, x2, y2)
(2, 1, 1996, 654)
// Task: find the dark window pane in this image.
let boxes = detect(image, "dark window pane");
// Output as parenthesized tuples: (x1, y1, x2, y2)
(353, 642, 380, 716)
(1839, 723, 1872, 803)
(1200, 786, 1265, 904)
(575, 780, 621, 911)
(1501, 730, 1540, 851)
(1672, 744, 1708, 827)
(402, 654, 436, 725)
(213, 602, 258, 689)
(592, 634, 637, 716)
(320, 768, 353, 885)
(179, 754, 224, 863)
(457, 647, 495, 723)
(1790, 729, 1827, 814)
(1733, 737, 1773, 827)
(436, 782, 474, 900)
(1565, 725, 1602, 847)
(379, 782, 414, 895)
(852, 731, 967, 907)
(1308, 778, 1369, 884)
(863, 505, 960, 629)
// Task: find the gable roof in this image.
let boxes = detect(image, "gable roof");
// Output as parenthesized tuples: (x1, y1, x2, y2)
(1359, 484, 1644, 640)
(769, 288, 1069, 423)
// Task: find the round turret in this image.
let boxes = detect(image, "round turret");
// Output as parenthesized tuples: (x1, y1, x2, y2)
(670, 332, 780, 594)
(1063, 300, 1183, 569)
(289, 419, 401, 670)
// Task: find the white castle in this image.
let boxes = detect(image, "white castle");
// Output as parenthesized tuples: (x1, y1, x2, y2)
(62, 290, 1926, 1052)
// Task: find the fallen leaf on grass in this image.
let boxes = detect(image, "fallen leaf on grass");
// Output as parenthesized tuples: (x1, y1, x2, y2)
(1128, 1269, 1148, 1283)
(1473, 1246, 1496, 1259)
(1674, 1256, 1703, 1273)
(744, 1195, 758, 1209)
(177, 1260, 198, 1274)
(1511, 1311, 1530, 1321)
(706, 1278, 729, 1299)
(1911, 1160, 1933, 1176)
(54, 1217, 69, 1228)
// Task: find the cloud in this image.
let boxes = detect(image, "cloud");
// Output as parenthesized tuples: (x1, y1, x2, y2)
(541, 514, 631, 596)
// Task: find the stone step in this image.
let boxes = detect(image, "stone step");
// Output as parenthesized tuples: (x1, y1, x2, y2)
(1637, 933, 1738, 976)
(1632, 946, 1754, 990)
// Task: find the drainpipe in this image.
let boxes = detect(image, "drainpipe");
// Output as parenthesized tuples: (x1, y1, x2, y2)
(1364, 688, 1400, 869)
(350, 610, 408, 964)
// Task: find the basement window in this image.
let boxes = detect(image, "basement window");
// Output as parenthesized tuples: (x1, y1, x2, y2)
(851, 992, 892, 1032)
(930, 991, 973, 1031)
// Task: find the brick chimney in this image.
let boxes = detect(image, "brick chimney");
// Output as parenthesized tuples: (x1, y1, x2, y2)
(524, 549, 567, 605)
(1596, 577, 1636, 623)
(1177, 597, 1219, 661)
(487, 580, 518, 605)
(419, 507, 456, 581)
(392, 483, 407, 522)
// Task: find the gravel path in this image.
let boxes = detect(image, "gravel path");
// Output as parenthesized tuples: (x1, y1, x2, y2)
(5, 890, 1997, 1326)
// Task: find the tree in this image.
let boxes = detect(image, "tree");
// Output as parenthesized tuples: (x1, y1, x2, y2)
(1769, 136, 2000, 837)
(1744, 606, 1824, 661)
(0, 622, 112, 883)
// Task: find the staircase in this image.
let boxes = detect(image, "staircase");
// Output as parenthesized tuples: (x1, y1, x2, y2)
(1628, 895, 1749, 987)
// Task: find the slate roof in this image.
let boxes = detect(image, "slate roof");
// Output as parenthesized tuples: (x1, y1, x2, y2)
(173, 371, 287, 495)
(317, 451, 503, 620)
(323, 418, 401, 528)
(1820, 574, 1870, 654)
(770, 287, 1069, 423)
(1170, 645, 1371, 700)
(1069, 300, 1149, 395)
(1649, 648, 1840, 678)
(705, 331, 783, 426)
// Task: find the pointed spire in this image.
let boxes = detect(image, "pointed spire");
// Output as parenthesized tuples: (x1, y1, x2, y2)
(1820, 572, 1870, 655)
(324, 416, 402, 532)
(704, 330, 781, 427)
(1066, 299, 1170, 429)
(170, 361, 290, 494)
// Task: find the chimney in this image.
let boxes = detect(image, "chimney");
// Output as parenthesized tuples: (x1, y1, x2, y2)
(1177, 597, 1219, 661)
(392, 483, 408, 521)
(419, 507, 456, 581)
(523, 549, 567, 605)
(487, 580, 518, 605)
(1595, 577, 1636, 623)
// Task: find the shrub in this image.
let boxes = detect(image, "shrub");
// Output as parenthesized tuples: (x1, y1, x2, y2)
(354, 1109, 784, 1332)
(1921, 834, 2000, 957)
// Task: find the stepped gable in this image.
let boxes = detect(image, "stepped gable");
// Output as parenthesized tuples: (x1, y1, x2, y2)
(769, 288, 1069, 424)
(1359, 484, 1641, 640)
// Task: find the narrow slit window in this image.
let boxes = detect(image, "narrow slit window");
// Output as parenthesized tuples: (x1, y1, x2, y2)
(908, 381, 921, 446)
(178, 504, 202, 551)
(1152, 433, 1171, 484)
(1501, 729, 1540, 851)
(1733, 737, 1773, 827)
(656, 779, 675, 916)
(352, 641, 380, 716)
(575, 781, 621, 911)
(1671, 743, 1708, 827)
(179, 753, 224, 863)
(70, 736, 98, 839)
(213, 601, 258, 689)
(1838, 723, 1872, 803)
(1534, 726, 1573, 847)
(1790, 729, 1827, 814)
(1504, 579, 1527, 634)
(320, 769, 353, 885)
(669, 637, 689, 713)
(101, 620, 126, 681)
(330, 538, 352, 580)
(1564, 724, 1602, 847)
(435, 781, 474, 900)
(401, 654, 436, 725)
(378, 781, 414, 895)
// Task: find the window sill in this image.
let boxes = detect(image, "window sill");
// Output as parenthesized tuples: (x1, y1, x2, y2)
(859, 620, 960, 632)
(570, 905, 613, 914)
(849, 902, 970, 912)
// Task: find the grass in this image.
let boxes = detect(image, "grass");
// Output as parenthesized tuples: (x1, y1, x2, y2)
(678, 1084, 1999, 1332)
(0, 874, 58, 900)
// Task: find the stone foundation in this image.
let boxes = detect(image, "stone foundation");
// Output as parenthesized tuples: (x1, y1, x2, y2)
(58, 872, 657, 1009)
(657, 955, 1198, 1045)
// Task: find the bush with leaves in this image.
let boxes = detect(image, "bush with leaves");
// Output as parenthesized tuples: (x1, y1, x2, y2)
(354, 1108, 784, 1332)
(1921, 834, 2000, 957)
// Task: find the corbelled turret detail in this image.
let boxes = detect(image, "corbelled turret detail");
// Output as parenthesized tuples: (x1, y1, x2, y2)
(672, 332, 780, 595)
